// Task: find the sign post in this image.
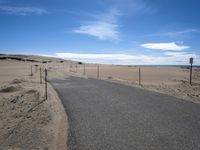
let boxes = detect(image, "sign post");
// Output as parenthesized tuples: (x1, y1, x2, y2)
(189, 57, 193, 85)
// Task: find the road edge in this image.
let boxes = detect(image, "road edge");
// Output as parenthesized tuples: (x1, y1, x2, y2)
(48, 83, 69, 150)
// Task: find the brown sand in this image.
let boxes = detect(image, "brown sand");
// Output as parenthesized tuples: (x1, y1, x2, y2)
(47, 61, 200, 103)
(80, 64, 200, 103)
(31, 59, 199, 103)
(36, 58, 200, 103)
(0, 58, 68, 150)
(0, 54, 199, 149)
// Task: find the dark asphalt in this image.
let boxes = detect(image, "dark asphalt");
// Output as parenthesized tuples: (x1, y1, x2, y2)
(50, 76, 200, 150)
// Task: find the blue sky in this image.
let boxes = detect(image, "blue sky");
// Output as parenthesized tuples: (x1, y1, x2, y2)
(0, 0, 200, 65)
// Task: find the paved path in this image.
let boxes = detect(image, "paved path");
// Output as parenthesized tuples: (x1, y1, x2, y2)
(50, 76, 200, 150)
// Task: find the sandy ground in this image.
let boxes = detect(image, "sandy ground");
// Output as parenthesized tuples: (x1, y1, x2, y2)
(31, 59, 199, 103)
(47, 61, 200, 103)
(0, 58, 68, 150)
(0, 54, 200, 149)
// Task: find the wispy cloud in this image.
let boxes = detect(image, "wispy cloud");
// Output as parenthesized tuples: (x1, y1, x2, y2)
(141, 42, 189, 51)
(146, 28, 199, 37)
(48, 52, 200, 65)
(73, 0, 155, 40)
(74, 21, 119, 40)
(0, 6, 47, 15)
(73, 9, 120, 40)
(164, 52, 190, 56)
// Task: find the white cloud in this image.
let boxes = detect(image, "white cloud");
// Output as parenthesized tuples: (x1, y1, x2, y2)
(74, 21, 119, 40)
(48, 52, 200, 65)
(73, 8, 120, 40)
(164, 52, 190, 56)
(55, 53, 138, 60)
(147, 28, 199, 37)
(141, 42, 189, 51)
(0, 6, 47, 15)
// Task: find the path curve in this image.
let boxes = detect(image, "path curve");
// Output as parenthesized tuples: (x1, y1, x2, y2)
(50, 76, 200, 150)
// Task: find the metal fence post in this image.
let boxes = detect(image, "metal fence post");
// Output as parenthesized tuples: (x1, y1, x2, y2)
(189, 57, 193, 85)
(83, 64, 86, 75)
(190, 63, 193, 85)
(40, 67, 42, 84)
(31, 64, 33, 75)
(69, 63, 72, 72)
(97, 65, 99, 79)
(45, 69, 47, 100)
(71, 63, 74, 72)
(139, 67, 141, 85)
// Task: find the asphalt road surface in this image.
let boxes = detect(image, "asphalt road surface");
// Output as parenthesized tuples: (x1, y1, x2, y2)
(50, 76, 200, 150)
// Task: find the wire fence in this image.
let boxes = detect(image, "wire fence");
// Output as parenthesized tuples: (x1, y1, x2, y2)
(2, 60, 198, 102)
(6, 61, 197, 87)
(66, 63, 193, 85)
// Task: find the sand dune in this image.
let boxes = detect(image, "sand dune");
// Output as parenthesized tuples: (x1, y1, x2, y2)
(0, 57, 68, 150)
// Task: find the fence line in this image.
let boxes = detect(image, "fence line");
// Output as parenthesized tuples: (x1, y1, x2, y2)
(40, 62, 195, 87)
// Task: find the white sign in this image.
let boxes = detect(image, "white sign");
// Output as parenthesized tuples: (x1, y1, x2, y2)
(190, 57, 193, 64)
